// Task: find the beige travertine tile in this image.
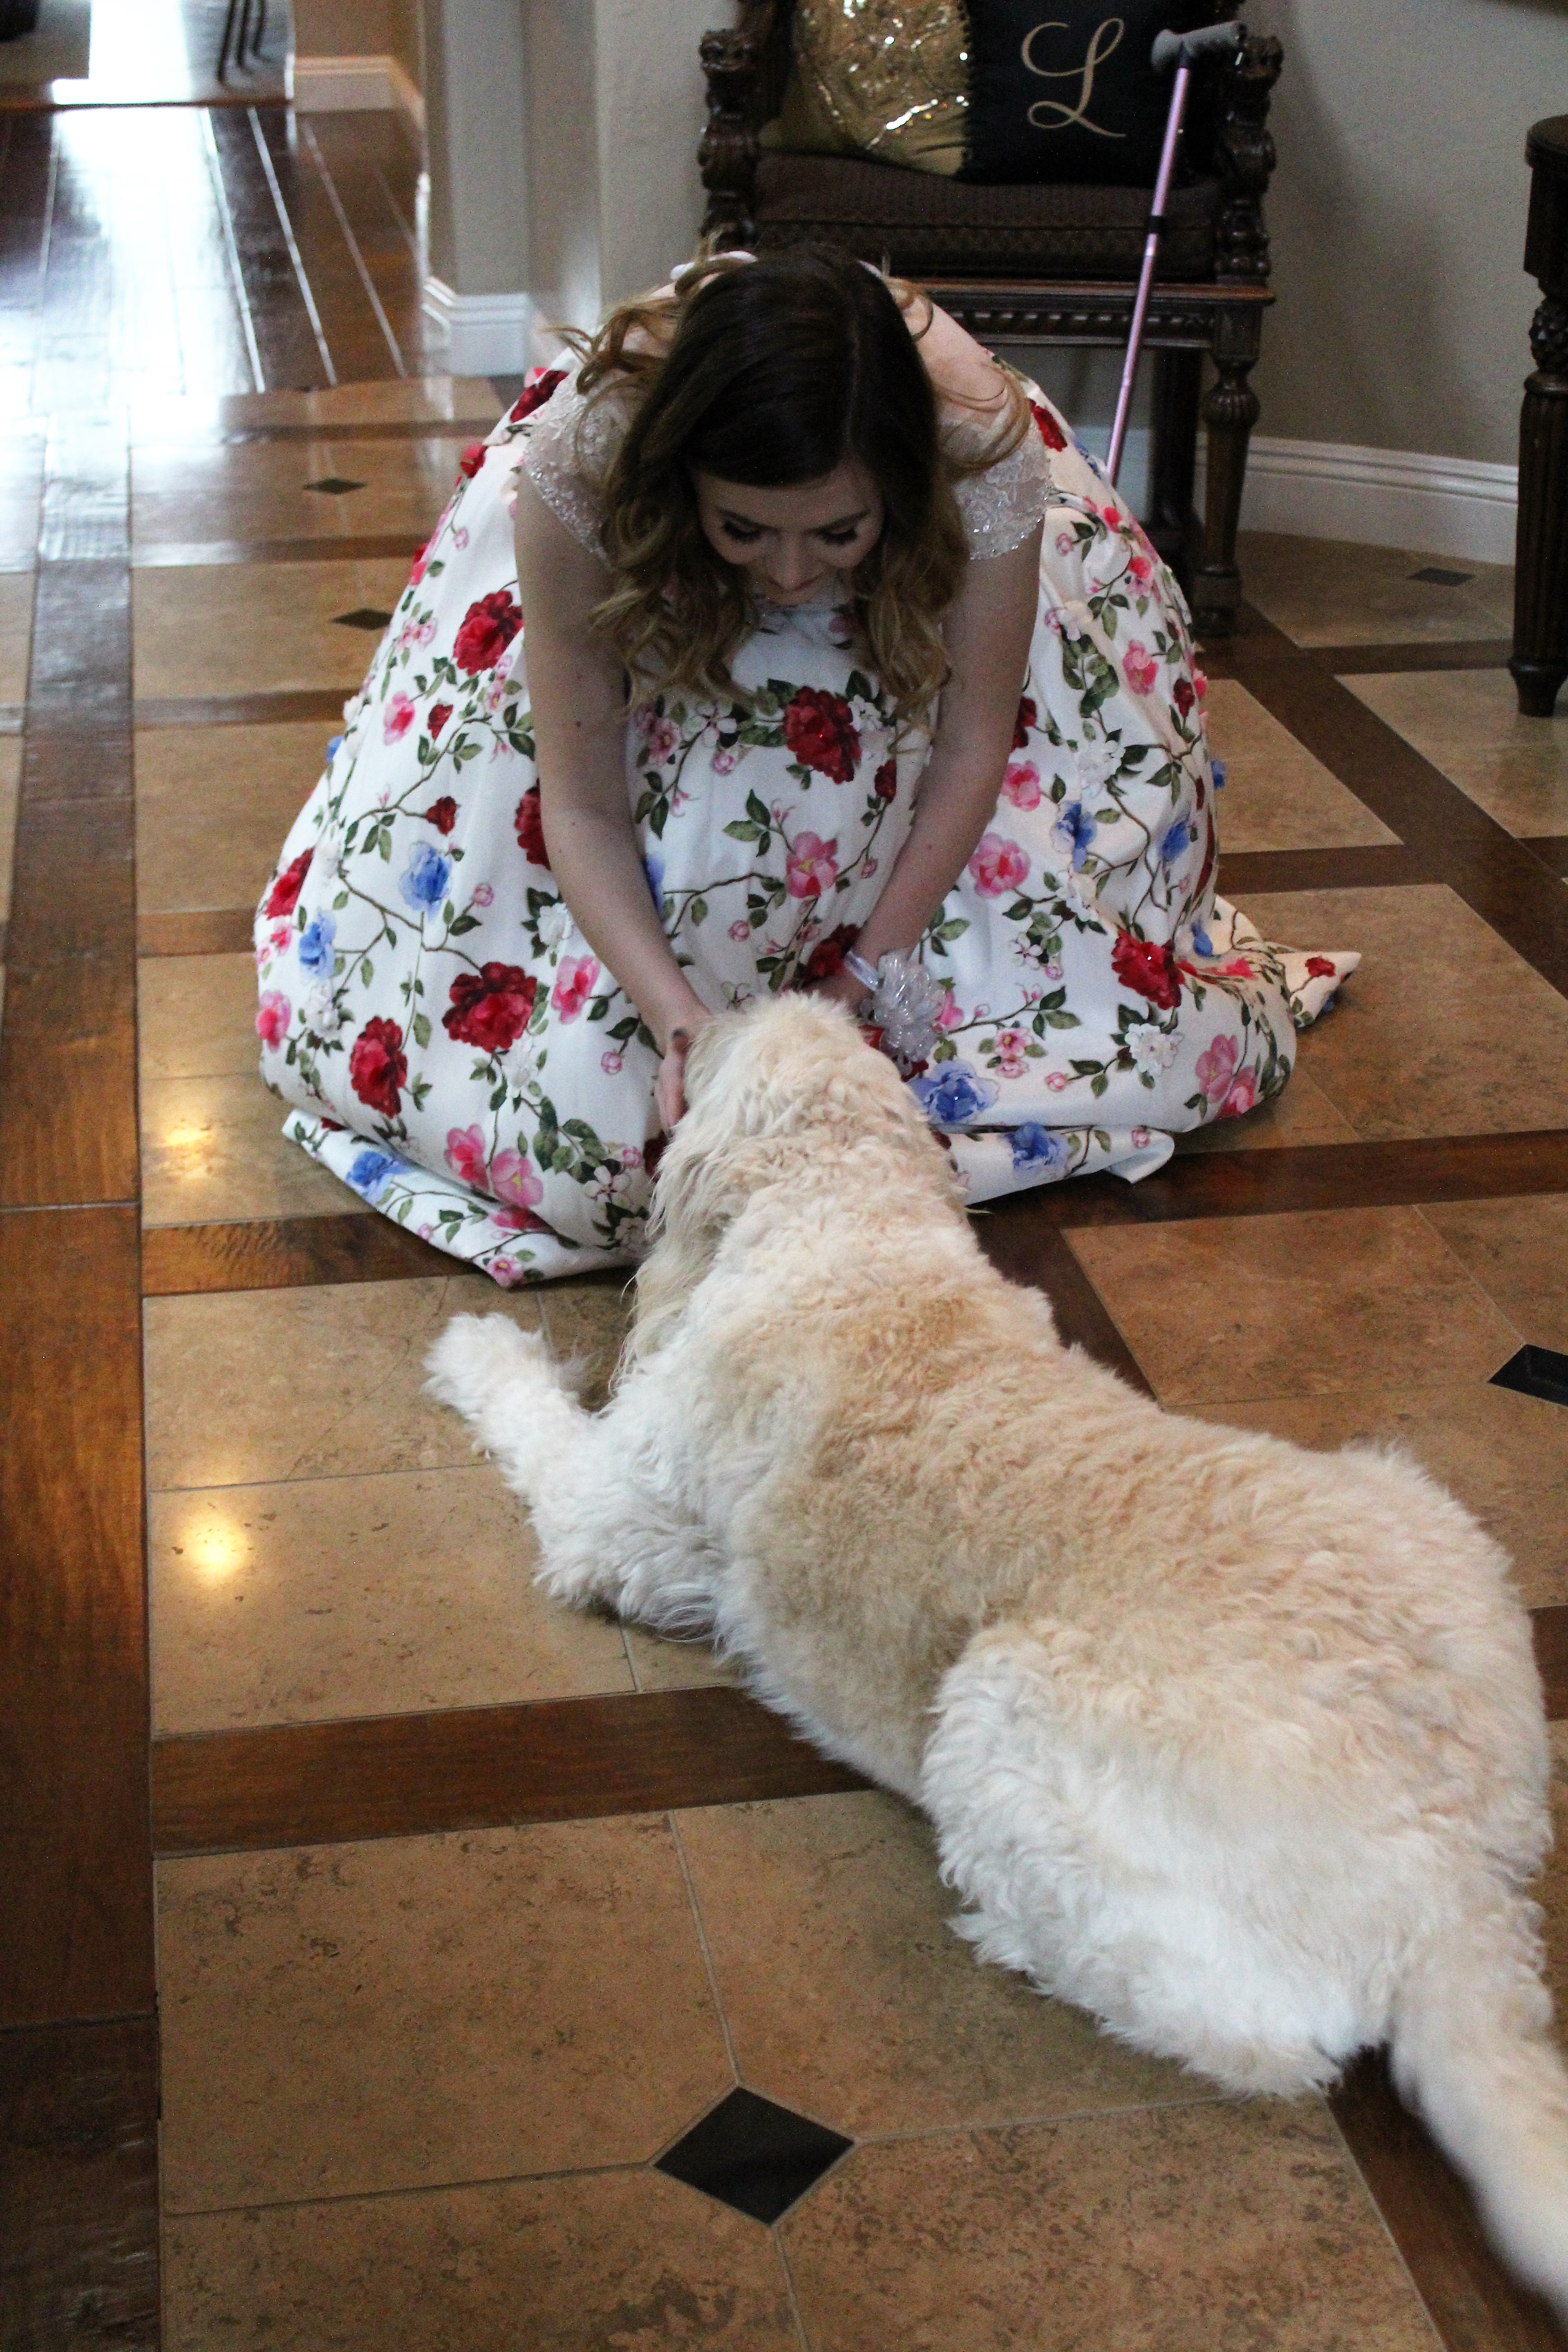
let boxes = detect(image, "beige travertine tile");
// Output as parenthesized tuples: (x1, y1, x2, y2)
(783, 2102, 1440, 2352)
(0, 733, 20, 927)
(185, 376, 503, 434)
(145, 1274, 544, 1491)
(157, 1817, 732, 2210)
(140, 1071, 355, 1227)
(139, 952, 263, 1079)
(1230, 886, 1568, 1140)
(132, 434, 472, 549)
(1210, 1381, 1568, 1608)
(150, 1463, 632, 1732)
(1240, 529, 1514, 649)
(1344, 668, 1568, 840)
(1206, 678, 1399, 852)
(132, 557, 413, 698)
(1172, 1060, 1359, 1153)
(1421, 1196, 1568, 1357)
(537, 1269, 635, 1411)
(0, 570, 33, 705)
(624, 1623, 736, 1690)
(163, 2169, 802, 2352)
(137, 720, 323, 915)
(1067, 1205, 1522, 1406)
(678, 1792, 1206, 2139)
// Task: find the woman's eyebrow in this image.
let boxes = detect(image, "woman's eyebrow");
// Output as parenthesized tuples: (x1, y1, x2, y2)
(718, 506, 871, 530)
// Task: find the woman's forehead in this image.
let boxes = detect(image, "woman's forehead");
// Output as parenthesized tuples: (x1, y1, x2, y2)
(691, 462, 880, 529)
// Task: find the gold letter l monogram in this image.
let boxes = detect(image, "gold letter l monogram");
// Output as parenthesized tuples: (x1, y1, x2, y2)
(1020, 17, 1127, 139)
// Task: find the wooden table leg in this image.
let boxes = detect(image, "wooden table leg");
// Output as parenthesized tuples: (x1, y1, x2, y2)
(1511, 116, 1568, 720)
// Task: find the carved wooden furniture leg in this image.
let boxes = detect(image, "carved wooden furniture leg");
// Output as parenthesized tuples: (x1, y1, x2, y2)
(1151, 348, 1201, 582)
(1192, 305, 1261, 640)
(1511, 115, 1568, 720)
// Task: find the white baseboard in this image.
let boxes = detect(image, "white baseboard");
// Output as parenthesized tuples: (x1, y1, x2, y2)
(422, 278, 538, 376)
(293, 53, 424, 132)
(1197, 436, 1519, 565)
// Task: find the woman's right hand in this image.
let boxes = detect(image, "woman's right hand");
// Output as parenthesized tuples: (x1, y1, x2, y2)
(655, 1009, 715, 1131)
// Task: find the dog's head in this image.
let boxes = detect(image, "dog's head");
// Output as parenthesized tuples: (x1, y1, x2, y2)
(632, 995, 961, 1351)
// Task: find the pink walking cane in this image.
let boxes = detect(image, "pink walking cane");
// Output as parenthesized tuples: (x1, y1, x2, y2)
(1106, 19, 1243, 488)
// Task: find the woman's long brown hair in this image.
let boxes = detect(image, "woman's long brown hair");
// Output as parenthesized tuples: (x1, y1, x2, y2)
(558, 244, 1026, 728)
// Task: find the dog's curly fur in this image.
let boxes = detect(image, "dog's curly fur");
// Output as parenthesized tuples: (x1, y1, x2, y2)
(427, 995, 1568, 2310)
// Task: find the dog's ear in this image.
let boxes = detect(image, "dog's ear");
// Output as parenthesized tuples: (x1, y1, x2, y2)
(630, 1121, 758, 1355)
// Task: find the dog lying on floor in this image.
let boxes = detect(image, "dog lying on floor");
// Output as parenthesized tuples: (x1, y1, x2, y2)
(427, 995, 1568, 2313)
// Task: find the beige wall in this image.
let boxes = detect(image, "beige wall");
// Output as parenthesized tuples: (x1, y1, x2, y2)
(292, 0, 389, 57)
(1252, 0, 1564, 465)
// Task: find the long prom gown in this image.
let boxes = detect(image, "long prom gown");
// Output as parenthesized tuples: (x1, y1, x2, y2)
(255, 361, 1355, 1285)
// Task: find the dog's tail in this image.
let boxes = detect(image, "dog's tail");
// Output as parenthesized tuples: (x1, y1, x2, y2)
(1390, 1890, 1568, 2318)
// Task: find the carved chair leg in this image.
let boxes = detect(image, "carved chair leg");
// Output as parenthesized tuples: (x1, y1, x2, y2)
(1510, 305, 1568, 718)
(1149, 350, 1201, 585)
(1192, 354, 1259, 640)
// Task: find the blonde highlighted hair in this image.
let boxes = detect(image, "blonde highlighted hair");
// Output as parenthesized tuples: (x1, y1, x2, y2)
(559, 245, 1027, 727)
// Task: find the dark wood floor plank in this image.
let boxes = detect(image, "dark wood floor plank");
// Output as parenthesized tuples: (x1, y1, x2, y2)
(1331, 2050, 1568, 2352)
(1524, 836, 1568, 881)
(1533, 1606, 1568, 1723)
(0, 2019, 159, 2352)
(0, 1208, 152, 2022)
(1227, 608, 1568, 999)
(133, 688, 348, 729)
(302, 112, 432, 372)
(1220, 845, 1427, 895)
(253, 107, 400, 386)
(975, 1214, 1154, 1395)
(156, 418, 496, 447)
(152, 1687, 868, 1855)
(137, 907, 256, 956)
(0, 956, 137, 1208)
(141, 1209, 451, 1295)
(207, 106, 326, 393)
(132, 531, 426, 570)
(1315, 639, 1515, 676)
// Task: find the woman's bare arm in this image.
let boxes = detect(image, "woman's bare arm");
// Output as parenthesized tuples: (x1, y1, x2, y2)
(514, 473, 712, 1106)
(822, 522, 1042, 994)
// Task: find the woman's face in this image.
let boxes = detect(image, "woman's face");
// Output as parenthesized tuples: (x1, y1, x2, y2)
(691, 460, 885, 606)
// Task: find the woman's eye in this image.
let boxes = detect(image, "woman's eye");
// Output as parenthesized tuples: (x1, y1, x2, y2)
(818, 528, 860, 547)
(720, 522, 763, 544)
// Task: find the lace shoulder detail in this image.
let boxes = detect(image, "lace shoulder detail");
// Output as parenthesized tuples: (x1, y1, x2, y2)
(944, 406, 1052, 559)
(519, 372, 633, 556)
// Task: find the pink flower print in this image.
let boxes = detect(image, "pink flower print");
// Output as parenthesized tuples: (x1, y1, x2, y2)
(995, 1028, 1029, 1078)
(491, 1146, 545, 1229)
(1055, 530, 1077, 557)
(408, 541, 429, 586)
(255, 990, 291, 1048)
(490, 1255, 523, 1286)
(712, 748, 737, 775)
(551, 953, 600, 1021)
(1001, 760, 1042, 811)
(1122, 642, 1160, 697)
(967, 833, 1030, 897)
(1045, 1070, 1070, 1092)
(1218, 1068, 1258, 1120)
(600, 1050, 623, 1075)
(620, 1144, 643, 1170)
(472, 882, 494, 908)
(1194, 1034, 1240, 1104)
(729, 919, 750, 943)
(785, 833, 838, 900)
(647, 717, 678, 764)
(269, 922, 292, 953)
(1194, 668, 1209, 710)
(444, 1124, 489, 1186)
(936, 992, 964, 1033)
(1128, 550, 1154, 588)
(1131, 1126, 1151, 1149)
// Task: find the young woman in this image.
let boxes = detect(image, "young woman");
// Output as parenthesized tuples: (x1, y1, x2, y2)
(255, 245, 1353, 1285)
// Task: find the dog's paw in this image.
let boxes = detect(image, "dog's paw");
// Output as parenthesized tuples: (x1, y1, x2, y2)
(424, 1314, 557, 1426)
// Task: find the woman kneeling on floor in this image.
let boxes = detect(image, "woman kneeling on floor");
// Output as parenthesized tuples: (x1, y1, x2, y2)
(255, 243, 1355, 1285)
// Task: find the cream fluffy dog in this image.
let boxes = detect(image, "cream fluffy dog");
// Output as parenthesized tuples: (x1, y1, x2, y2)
(427, 995, 1568, 2310)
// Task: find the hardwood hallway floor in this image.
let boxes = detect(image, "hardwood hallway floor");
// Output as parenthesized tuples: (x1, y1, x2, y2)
(3, 94, 1568, 2352)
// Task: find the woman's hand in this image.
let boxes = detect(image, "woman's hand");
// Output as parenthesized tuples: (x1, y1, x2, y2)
(654, 1008, 716, 1130)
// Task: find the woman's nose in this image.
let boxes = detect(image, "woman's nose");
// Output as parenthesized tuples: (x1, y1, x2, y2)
(764, 538, 818, 590)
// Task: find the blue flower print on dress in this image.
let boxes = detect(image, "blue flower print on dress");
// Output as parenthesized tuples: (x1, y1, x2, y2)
(298, 910, 337, 977)
(1160, 819, 1191, 867)
(1211, 758, 1228, 790)
(1010, 1122, 1069, 1174)
(347, 1147, 404, 1199)
(400, 841, 453, 914)
(645, 851, 665, 911)
(909, 1060, 1001, 1127)
(1052, 800, 1097, 870)
(1190, 922, 1215, 959)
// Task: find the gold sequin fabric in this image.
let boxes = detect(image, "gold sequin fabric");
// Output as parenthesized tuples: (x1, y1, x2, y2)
(793, 0, 968, 176)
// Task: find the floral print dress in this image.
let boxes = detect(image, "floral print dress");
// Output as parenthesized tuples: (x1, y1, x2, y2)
(255, 361, 1356, 1286)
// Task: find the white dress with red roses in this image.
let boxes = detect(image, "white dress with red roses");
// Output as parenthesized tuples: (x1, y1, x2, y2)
(255, 362, 1355, 1286)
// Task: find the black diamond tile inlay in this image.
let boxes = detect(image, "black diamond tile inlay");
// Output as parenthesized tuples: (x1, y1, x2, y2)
(656, 2087, 851, 2224)
(1491, 1344, 1568, 1410)
(333, 607, 394, 632)
(1406, 564, 1474, 587)
(306, 475, 367, 495)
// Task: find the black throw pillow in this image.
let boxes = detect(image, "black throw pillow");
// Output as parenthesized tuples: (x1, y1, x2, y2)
(964, 1, 1213, 186)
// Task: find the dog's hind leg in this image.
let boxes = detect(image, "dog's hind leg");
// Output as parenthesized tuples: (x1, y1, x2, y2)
(425, 1313, 584, 1502)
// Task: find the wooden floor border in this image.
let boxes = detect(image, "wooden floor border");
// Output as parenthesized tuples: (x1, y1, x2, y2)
(1308, 638, 1514, 676)
(133, 688, 349, 730)
(132, 531, 430, 570)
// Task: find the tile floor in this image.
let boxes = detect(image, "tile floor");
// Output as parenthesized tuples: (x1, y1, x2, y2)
(5, 139, 1567, 2332)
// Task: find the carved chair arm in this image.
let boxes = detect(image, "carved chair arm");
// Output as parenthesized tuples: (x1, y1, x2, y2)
(699, 1, 783, 248)
(1210, 31, 1284, 287)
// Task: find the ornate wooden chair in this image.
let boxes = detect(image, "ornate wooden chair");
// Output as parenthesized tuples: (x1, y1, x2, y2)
(698, 2, 1282, 638)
